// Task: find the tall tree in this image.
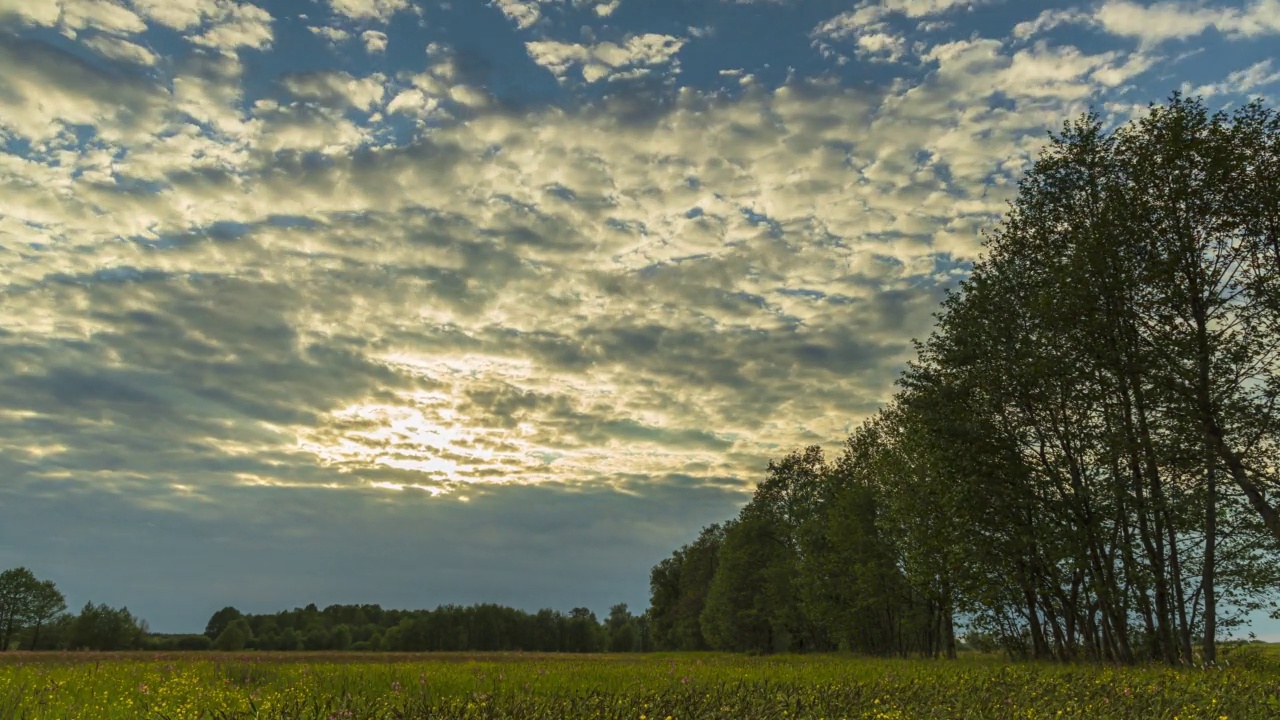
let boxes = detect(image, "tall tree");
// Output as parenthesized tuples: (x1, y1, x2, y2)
(24, 581, 66, 651)
(0, 568, 41, 651)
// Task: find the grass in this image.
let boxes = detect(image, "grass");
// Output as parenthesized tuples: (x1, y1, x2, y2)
(1, 651, 1278, 719)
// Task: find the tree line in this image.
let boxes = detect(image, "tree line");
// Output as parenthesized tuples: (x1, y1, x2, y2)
(0, 567, 148, 651)
(647, 94, 1280, 664)
(0, 565, 649, 653)
(198, 602, 651, 653)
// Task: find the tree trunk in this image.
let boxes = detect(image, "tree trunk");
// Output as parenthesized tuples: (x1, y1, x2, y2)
(1203, 463, 1218, 665)
(1166, 519, 1192, 664)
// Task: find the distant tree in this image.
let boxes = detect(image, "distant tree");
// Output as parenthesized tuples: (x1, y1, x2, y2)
(701, 516, 790, 652)
(176, 635, 212, 651)
(606, 603, 639, 652)
(303, 628, 331, 651)
(24, 580, 66, 651)
(565, 607, 601, 652)
(332, 624, 352, 651)
(204, 606, 243, 640)
(0, 568, 41, 650)
(69, 603, 147, 650)
(279, 627, 302, 651)
(213, 622, 248, 651)
(647, 550, 684, 649)
(18, 612, 73, 651)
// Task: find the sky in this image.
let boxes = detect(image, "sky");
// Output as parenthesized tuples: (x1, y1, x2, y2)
(0, 0, 1277, 638)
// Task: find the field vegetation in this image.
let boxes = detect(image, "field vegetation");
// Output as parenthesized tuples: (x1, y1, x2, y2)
(3, 650, 1280, 719)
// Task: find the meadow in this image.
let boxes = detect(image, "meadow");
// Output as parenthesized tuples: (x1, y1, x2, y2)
(3, 650, 1280, 720)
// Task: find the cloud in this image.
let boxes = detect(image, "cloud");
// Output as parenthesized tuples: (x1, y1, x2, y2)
(811, 0, 979, 62)
(362, 29, 388, 53)
(326, 0, 410, 22)
(190, 4, 273, 52)
(281, 71, 388, 111)
(0, 35, 1123, 506)
(128, 0, 275, 53)
(60, 0, 148, 36)
(82, 35, 160, 66)
(0, 0, 60, 27)
(493, 0, 544, 29)
(1189, 58, 1280, 97)
(1093, 0, 1280, 44)
(0, 37, 167, 144)
(310, 25, 351, 44)
(592, 0, 622, 17)
(880, 0, 984, 17)
(1012, 8, 1091, 40)
(525, 33, 685, 83)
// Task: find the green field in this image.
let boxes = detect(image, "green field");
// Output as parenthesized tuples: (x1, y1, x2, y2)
(3, 651, 1280, 720)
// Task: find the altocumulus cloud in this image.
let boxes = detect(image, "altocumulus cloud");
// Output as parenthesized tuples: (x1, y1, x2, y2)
(0, 0, 1277, 632)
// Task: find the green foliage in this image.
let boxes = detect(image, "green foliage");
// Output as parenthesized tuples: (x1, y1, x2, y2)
(214, 619, 253, 651)
(198, 602, 636, 653)
(68, 602, 147, 651)
(0, 568, 66, 651)
(144, 634, 213, 651)
(205, 606, 244, 640)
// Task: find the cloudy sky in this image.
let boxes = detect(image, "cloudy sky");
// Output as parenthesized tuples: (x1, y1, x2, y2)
(1, 0, 1277, 636)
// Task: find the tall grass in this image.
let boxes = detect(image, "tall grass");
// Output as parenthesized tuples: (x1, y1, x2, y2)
(1, 652, 1277, 719)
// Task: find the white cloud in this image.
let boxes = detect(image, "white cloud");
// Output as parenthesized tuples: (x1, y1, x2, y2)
(1090, 50, 1157, 87)
(526, 33, 685, 83)
(362, 30, 388, 53)
(1012, 8, 1090, 40)
(881, 0, 982, 18)
(493, 0, 543, 29)
(811, 0, 978, 62)
(0, 38, 167, 144)
(129, 0, 214, 29)
(309, 25, 351, 43)
(815, 0, 983, 35)
(569, 0, 621, 16)
(449, 84, 490, 108)
(857, 32, 907, 61)
(1189, 58, 1280, 97)
(191, 3, 274, 52)
(282, 72, 387, 111)
(0, 0, 60, 26)
(1094, 0, 1280, 44)
(812, 6, 886, 42)
(249, 105, 374, 154)
(327, 0, 409, 22)
(171, 53, 250, 137)
(83, 35, 160, 66)
(60, 0, 148, 36)
(385, 88, 442, 118)
(130, 0, 275, 53)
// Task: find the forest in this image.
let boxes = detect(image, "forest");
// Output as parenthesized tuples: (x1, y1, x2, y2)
(0, 567, 650, 654)
(646, 95, 1280, 664)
